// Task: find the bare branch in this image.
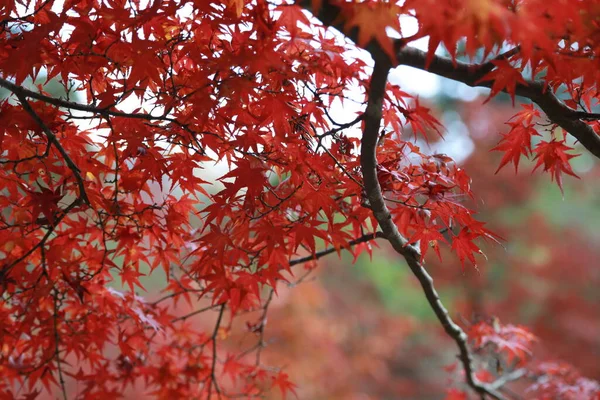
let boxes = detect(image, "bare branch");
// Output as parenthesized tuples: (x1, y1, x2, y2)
(172, 303, 223, 323)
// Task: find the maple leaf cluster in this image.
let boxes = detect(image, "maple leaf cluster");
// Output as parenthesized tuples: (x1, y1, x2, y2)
(1, 0, 600, 399)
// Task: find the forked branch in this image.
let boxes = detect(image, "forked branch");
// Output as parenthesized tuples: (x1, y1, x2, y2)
(298, 1, 522, 398)
(360, 58, 505, 400)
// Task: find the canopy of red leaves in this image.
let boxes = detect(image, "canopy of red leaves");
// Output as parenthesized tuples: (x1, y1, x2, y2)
(2, 0, 600, 399)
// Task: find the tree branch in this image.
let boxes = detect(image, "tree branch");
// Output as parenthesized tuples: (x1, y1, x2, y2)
(207, 304, 225, 400)
(0, 77, 162, 121)
(490, 368, 527, 391)
(2, 198, 81, 277)
(0, 77, 216, 143)
(395, 46, 600, 160)
(300, 0, 600, 161)
(288, 231, 385, 267)
(360, 57, 506, 400)
(469, 46, 522, 83)
(13, 93, 91, 206)
(299, 1, 509, 398)
(52, 288, 68, 400)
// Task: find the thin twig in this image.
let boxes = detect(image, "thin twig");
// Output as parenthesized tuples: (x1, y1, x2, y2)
(354, 35, 507, 400)
(2, 199, 81, 277)
(288, 231, 385, 267)
(0, 77, 217, 140)
(490, 368, 527, 390)
(172, 303, 222, 323)
(52, 289, 68, 400)
(13, 93, 90, 206)
(207, 304, 225, 400)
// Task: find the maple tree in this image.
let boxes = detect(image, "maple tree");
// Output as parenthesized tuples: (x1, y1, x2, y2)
(2, 0, 600, 399)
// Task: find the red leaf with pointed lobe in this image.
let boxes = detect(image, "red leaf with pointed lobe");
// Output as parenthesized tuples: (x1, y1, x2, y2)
(476, 60, 527, 105)
(451, 228, 483, 268)
(341, 1, 402, 62)
(407, 224, 447, 261)
(533, 139, 580, 193)
(271, 371, 298, 400)
(492, 122, 540, 173)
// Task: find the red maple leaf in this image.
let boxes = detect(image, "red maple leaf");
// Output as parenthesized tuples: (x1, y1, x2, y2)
(532, 139, 580, 193)
(492, 122, 540, 173)
(271, 371, 298, 400)
(476, 60, 527, 105)
(510, 103, 541, 125)
(120, 266, 147, 293)
(342, 2, 401, 62)
(407, 224, 447, 261)
(451, 228, 483, 267)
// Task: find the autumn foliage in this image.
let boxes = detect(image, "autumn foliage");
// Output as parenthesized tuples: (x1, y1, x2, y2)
(2, 0, 600, 399)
